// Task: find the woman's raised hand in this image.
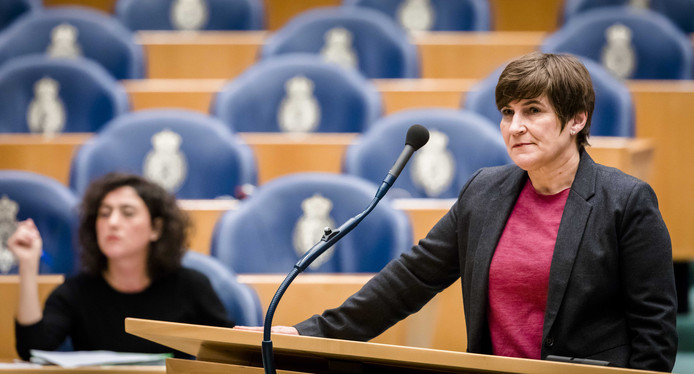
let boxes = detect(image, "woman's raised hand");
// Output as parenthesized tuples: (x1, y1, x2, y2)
(7, 219, 43, 270)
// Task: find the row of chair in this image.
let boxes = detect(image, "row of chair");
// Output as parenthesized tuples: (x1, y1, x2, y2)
(0, 52, 636, 137)
(0, 4, 693, 81)
(7, 0, 694, 34)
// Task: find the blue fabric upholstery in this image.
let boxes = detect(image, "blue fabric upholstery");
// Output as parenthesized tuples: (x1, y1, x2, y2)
(210, 173, 412, 273)
(0, 0, 39, 31)
(182, 251, 263, 326)
(562, 0, 694, 33)
(212, 54, 381, 133)
(261, 6, 419, 78)
(115, 0, 264, 31)
(0, 55, 129, 133)
(464, 57, 635, 137)
(344, 108, 511, 199)
(69, 109, 257, 199)
(0, 171, 79, 275)
(542, 6, 693, 80)
(343, 0, 490, 31)
(0, 6, 145, 79)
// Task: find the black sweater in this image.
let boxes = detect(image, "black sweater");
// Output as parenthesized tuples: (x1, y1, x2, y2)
(15, 268, 233, 360)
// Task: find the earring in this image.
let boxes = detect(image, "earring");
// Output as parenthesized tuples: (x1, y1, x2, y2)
(570, 130, 576, 135)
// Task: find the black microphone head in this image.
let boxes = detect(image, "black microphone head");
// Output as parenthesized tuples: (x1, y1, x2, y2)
(405, 124, 430, 150)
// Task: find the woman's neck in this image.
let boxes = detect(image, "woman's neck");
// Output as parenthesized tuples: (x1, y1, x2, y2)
(103, 257, 151, 293)
(527, 150, 581, 195)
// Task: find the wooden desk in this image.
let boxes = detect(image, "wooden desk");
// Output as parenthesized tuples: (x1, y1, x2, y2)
(180, 198, 455, 256)
(630, 81, 694, 259)
(0, 133, 651, 254)
(0, 275, 64, 359)
(0, 274, 465, 360)
(123, 78, 477, 115)
(136, 31, 546, 80)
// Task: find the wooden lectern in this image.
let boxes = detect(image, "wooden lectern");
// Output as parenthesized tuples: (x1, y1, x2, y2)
(125, 318, 661, 374)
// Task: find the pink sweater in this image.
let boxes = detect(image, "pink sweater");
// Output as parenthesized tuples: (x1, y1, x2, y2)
(487, 179, 569, 359)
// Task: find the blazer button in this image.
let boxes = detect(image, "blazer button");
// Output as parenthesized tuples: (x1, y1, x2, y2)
(544, 337, 555, 348)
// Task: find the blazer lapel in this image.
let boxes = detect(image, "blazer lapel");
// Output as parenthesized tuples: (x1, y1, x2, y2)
(543, 152, 597, 336)
(468, 166, 526, 345)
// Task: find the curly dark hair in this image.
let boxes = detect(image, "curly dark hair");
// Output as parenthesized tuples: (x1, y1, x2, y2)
(79, 173, 190, 280)
(495, 52, 595, 151)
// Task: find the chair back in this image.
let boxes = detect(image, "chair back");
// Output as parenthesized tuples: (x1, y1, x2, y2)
(542, 6, 693, 79)
(115, 0, 263, 31)
(562, 0, 694, 33)
(182, 251, 263, 326)
(0, 171, 79, 275)
(0, 0, 39, 31)
(343, 0, 490, 31)
(0, 6, 145, 79)
(464, 57, 635, 137)
(212, 54, 381, 133)
(261, 6, 419, 78)
(210, 173, 412, 273)
(69, 109, 256, 199)
(0, 55, 129, 134)
(344, 108, 511, 199)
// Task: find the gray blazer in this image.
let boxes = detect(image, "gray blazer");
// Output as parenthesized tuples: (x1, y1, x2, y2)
(296, 152, 677, 372)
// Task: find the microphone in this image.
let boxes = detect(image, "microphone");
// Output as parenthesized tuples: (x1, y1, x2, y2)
(376, 124, 430, 199)
(261, 125, 430, 374)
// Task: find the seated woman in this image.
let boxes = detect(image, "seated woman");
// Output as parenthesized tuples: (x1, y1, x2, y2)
(9, 173, 234, 360)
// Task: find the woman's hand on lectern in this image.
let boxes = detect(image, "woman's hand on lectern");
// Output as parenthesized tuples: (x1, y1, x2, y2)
(234, 325, 299, 335)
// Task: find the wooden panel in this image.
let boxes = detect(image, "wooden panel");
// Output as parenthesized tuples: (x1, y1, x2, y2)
(629, 81, 694, 260)
(137, 32, 265, 80)
(489, 0, 564, 31)
(125, 78, 475, 116)
(0, 275, 64, 359)
(240, 133, 357, 184)
(0, 133, 91, 186)
(43, 0, 117, 13)
(263, 0, 340, 31)
(136, 31, 545, 80)
(412, 32, 544, 79)
(179, 198, 452, 255)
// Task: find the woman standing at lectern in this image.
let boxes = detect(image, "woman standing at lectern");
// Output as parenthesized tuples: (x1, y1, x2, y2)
(239, 52, 678, 372)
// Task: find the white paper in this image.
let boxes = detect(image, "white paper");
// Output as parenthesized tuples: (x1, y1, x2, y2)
(29, 350, 169, 368)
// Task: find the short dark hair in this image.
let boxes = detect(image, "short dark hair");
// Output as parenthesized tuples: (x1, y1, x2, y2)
(79, 173, 190, 280)
(495, 52, 595, 150)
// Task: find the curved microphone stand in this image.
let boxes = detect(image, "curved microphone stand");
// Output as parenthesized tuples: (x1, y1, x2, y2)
(261, 125, 430, 374)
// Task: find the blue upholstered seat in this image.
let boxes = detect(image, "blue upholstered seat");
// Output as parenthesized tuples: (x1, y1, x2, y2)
(210, 173, 412, 273)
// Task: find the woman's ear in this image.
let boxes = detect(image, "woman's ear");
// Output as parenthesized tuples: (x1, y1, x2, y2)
(570, 111, 587, 134)
(150, 218, 163, 242)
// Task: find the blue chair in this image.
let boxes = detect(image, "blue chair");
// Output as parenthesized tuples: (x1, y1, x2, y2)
(0, 6, 145, 79)
(562, 0, 694, 33)
(182, 251, 263, 326)
(210, 173, 412, 273)
(464, 57, 635, 137)
(212, 54, 381, 133)
(0, 55, 129, 134)
(261, 6, 419, 79)
(343, 0, 490, 31)
(0, 0, 40, 31)
(115, 0, 264, 31)
(0, 171, 79, 275)
(344, 108, 510, 199)
(542, 6, 693, 80)
(69, 109, 257, 199)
